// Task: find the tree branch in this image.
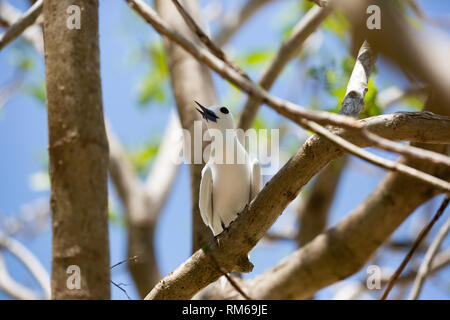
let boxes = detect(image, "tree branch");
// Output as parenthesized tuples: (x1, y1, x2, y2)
(247, 145, 449, 299)
(213, 0, 275, 48)
(238, 4, 332, 130)
(125, 0, 359, 130)
(144, 111, 450, 300)
(408, 216, 450, 299)
(125, 0, 450, 191)
(380, 195, 450, 299)
(170, 0, 250, 80)
(0, 232, 50, 299)
(0, 0, 42, 52)
(297, 157, 347, 247)
(338, 0, 450, 106)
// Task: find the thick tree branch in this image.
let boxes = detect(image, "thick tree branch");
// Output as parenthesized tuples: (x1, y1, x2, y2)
(243, 94, 450, 300)
(144, 111, 450, 299)
(248, 145, 449, 299)
(297, 157, 347, 247)
(126, 0, 450, 190)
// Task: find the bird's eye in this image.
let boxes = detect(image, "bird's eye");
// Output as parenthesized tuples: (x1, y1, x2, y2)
(220, 107, 229, 114)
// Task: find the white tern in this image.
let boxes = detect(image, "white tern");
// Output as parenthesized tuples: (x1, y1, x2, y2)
(196, 101, 262, 236)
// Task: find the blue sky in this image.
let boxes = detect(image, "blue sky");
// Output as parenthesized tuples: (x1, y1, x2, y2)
(0, 0, 449, 300)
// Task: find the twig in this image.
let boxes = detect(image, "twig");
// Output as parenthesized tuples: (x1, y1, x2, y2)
(309, 0, 328, 7)
(362, 130, 450, 168)
(264, 231, 297, 242)
(213, 0, 274, 47)
(125, 0, 450, 192)
(0, 252, 40, 299)
(0, 0, 42, 51)
(380, 195, 450, 300)
(111, 280, 132, 300)
(238, 4, 332, 130)
(408, 216, 450, 299)
(170, 0, 250, 80)
(377, 85, 427, 110)
(206, 249, 252, 300)
(305, 120, 450, 193)
(110, 255, 139, 269)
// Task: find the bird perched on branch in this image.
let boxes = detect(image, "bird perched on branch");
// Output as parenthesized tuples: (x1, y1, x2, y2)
(196, 101, 262, 237)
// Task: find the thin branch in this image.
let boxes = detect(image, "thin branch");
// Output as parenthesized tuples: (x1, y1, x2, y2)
(238, 4, 332, 130)
(307, 120, 450, 192)
(264, 231, 297, 242)
(125, 0, 450, 192)
(380, 194, 450, 300)
(377, 85, 428, 110)
(111, 280, 132, 300)
(213, 0, 275, 47)
(408, 216, 450, 299)
(206, 250, 252, 300)
(333, 250, 450, 300)
(144, 110, 182, 223)
(0, 0, 43, 53)
(0, 0, 42, 52)
(309, 0, 328, 7)
(110, 256, 139, 270)
(0, 232, 50, 299)
(362, 130, 450, 168)
(170, 0, 250, 80)
(0, 252, 40, 300)
(125, 0, 359, 130)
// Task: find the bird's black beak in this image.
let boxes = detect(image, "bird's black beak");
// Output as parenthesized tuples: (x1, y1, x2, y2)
(195, 101, 218, 123)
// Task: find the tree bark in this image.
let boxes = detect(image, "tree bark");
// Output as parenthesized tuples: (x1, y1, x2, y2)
(43, 0, 110, 299)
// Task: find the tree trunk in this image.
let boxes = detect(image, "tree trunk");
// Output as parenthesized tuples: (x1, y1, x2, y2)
(43, 0, 110, 299)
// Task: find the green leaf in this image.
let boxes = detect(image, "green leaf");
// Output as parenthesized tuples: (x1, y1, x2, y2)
(323, 11, 350, 39)
(23, 81, 46, 105)
(253, 116, 268, 130)
(128, 141, 159, 175)
(137, 42, 169, 106)
(360, 78, 382, 117)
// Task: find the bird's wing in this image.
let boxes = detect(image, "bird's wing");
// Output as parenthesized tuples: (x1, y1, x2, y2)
(250, 159, 262, 201)
(199, 164, 213, 229)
